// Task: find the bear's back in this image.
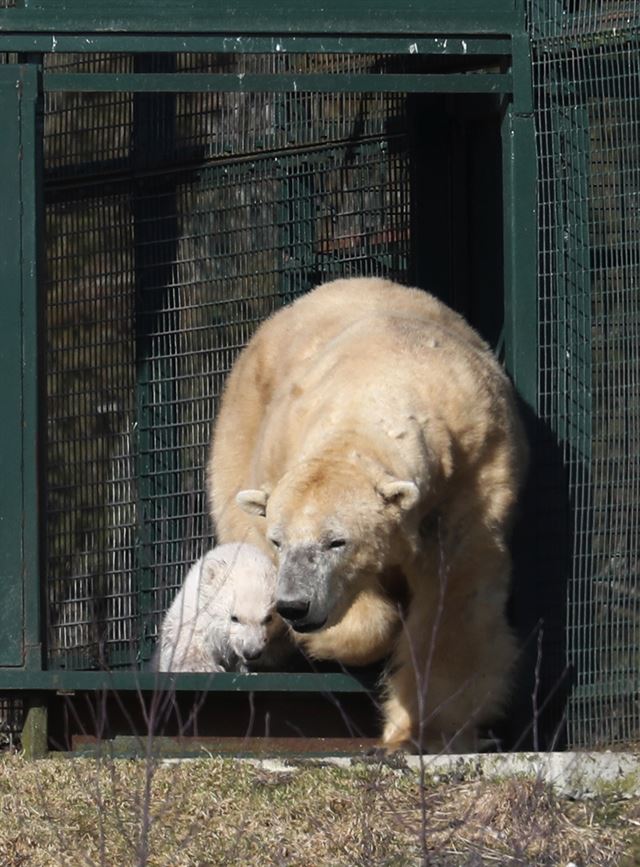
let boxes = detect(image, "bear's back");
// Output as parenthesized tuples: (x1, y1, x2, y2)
(251, 278, 488, 380)
(209, 278, 527, 544)
(260, 312, 524, 479)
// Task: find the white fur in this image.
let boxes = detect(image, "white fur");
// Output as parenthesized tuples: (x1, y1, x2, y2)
(208, 277, 528, 750)
(153, 543, 288, 672)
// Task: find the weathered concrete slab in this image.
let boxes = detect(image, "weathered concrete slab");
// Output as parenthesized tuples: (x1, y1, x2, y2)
(228, 751, 640, 799)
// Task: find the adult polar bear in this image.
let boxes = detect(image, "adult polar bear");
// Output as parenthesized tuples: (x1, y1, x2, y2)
(208, 277, 528, 752)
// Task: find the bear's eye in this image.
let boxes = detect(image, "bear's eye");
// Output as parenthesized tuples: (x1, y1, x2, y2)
(327, 538, 347, 550)
(231, 615, 239, 623)
(268, 536, 281, 549)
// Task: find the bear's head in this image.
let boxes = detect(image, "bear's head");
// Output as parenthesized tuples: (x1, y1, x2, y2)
(236, 458, 419, 633)
(228, 601, 282, 663)
(205, 544, 285, 664)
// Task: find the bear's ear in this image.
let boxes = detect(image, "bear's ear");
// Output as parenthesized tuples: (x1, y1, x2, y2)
(200, 553, 231, 593)
(236, 489, 269, 516)
(377, 479, 420, 511)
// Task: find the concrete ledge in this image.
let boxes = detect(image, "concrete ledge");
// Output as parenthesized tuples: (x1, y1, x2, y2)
(229, 751, 640, 799)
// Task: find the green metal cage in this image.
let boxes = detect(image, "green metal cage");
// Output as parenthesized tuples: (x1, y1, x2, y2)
(0, 0, 637, 752)
(530, 0, 640, 747)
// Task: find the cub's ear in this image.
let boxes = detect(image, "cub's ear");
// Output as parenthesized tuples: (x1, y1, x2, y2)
(377, 479, 420, 511)
(236, 489, 269, 516)
(200, 553, 230, 593)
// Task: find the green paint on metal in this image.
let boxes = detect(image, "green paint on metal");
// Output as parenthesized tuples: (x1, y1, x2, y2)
(510, 30, 534, 115)
(43, 72, 513, 95)
(0, 67, 25, 668)
(0, 64, 42, 669)
(19, 63, 44, 672)
(0, 34, 514, 56)
(0, 68, 26, 668)
(0, 670, 373, 693)
(502, 107, 538, 412)
(502, 21, 536, 407)
(1, 2, 519, 36)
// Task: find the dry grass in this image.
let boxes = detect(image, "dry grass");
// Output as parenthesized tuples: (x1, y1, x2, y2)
(1, 754, 639, 866)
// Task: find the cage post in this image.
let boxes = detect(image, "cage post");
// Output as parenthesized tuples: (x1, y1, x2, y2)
(22, 694, 48, 759)
(502, 32, 537, 411)
(0, 62, 44, 671)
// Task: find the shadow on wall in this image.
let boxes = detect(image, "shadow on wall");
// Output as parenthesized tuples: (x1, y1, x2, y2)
(503, 401, 574, 751)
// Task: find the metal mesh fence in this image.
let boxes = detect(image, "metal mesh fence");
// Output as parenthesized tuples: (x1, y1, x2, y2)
(531, 2, 640, 746)
(529, 0, 638, 39)
(31, 26, 640, 747)
(46, 190, 136, 669)
(0, 696, 23, 748)
(43, 53, 411, 176)
(43, 53, 412, 670)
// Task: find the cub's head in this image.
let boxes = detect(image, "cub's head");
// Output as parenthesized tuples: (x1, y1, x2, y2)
(236, 459, 419, 633)
(210, 543, 284, 664)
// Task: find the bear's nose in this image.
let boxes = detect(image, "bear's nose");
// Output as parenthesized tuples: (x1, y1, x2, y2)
(276, 598, 310, 622)
(244, 649, 262, 661)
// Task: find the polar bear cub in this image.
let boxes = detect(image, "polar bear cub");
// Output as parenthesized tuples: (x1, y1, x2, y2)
(154, 543, 287, 673)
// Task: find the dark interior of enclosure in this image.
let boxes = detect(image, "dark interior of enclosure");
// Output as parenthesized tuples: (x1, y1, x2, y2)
(45, 689, 383, 755)
(42, 52, 508, 675)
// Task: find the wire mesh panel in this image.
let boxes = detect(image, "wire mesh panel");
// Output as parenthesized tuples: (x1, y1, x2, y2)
(531, 2, 640, 746)
(46, 191, 136, 669)
(0, 695, 23, 749)
(43, 53, 413, 670)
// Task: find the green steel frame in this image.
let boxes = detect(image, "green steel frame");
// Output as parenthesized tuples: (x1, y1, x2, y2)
(0, 669, 375, 693)
(0, 63, 43, 673)
(43, 72, 513, 94)
(0, 1, 537, 752)
(1, 0, 520, 36)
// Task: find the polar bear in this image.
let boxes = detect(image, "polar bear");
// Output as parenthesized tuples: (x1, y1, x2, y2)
(153, 543, 290, 673)
(207, 277, 528, 752)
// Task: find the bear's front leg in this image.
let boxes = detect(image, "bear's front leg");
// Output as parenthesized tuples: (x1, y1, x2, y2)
(380, 656, 478, 754)
(296, 583, 401, 666)
(379, 601, 481, 755)
(380, 675, 414, 753)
